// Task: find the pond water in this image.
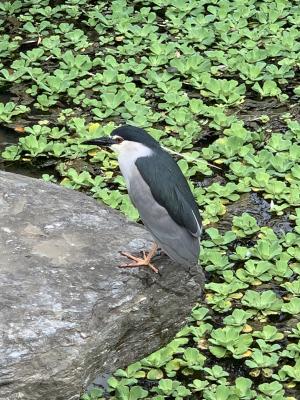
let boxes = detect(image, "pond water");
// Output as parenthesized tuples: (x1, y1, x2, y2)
(0, 126, 51, 178)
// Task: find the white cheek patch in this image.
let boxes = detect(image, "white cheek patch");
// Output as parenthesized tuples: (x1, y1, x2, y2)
(110, 143, 121, 153)
(110, 141, 153, 157)
(110, 140, 132, 154)
(121, 141, 153, 157)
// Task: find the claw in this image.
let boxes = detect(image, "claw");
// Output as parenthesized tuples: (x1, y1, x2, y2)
(119, 243, 159, 274)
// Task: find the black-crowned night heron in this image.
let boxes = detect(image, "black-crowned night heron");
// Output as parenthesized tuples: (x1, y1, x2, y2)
(84, 125, 202, 273)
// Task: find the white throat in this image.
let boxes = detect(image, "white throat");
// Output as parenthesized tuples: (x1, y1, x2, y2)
(111, 141, 153, 188)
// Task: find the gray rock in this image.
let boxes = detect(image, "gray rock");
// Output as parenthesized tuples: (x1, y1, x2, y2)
(0, 171, 204, 400)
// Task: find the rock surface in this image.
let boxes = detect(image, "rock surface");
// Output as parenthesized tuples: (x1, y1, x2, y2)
(0, 171, 204, 400)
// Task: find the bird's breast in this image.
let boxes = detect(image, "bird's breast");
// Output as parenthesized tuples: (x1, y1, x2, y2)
(118, 155, 136, 190)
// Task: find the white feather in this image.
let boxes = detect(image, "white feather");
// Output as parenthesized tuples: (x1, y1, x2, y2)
(110, 140, 153, 189)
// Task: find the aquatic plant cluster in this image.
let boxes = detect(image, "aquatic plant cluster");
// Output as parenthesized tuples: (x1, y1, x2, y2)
(1, 0, 300, 399)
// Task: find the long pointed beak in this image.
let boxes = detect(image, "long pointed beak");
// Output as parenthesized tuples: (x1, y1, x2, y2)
(82, 136, 116, 147)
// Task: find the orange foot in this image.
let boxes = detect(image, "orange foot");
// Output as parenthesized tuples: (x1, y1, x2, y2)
(119, 243, 159, 274)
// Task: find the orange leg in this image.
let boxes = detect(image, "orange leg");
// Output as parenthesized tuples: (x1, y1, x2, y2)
(119, 243, 159, 273)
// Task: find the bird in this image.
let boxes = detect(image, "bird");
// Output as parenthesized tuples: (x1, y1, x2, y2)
(83, 125, 202, 273)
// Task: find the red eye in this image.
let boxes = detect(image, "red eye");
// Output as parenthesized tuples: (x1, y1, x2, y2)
(115, 136, 123, 144)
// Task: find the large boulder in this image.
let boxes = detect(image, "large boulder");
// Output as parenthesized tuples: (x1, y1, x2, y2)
(0, 171, 204, 400)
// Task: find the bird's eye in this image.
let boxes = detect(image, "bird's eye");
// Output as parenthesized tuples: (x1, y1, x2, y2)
(115, 136, 123, 144)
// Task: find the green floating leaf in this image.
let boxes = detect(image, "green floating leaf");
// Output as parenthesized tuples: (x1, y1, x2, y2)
(242, 290, 283, 314)
(116, 385, 148, 400)
(281, 298, 300, 314)
(232, 212, 260, 237)
(252, 325, 284, 342)
(208, 326, 253, 359)
(146, 368, 163, 380)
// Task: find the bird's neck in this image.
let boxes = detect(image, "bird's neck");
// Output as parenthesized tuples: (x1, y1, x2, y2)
(117, 143, 153, 189)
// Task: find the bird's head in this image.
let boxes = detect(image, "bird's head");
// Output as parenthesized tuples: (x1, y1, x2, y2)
(83, 125, 160, 154)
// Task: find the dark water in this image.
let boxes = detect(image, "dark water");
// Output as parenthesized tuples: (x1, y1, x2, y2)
(0, 126, 19, 148)
(0, 126, 47, 178)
